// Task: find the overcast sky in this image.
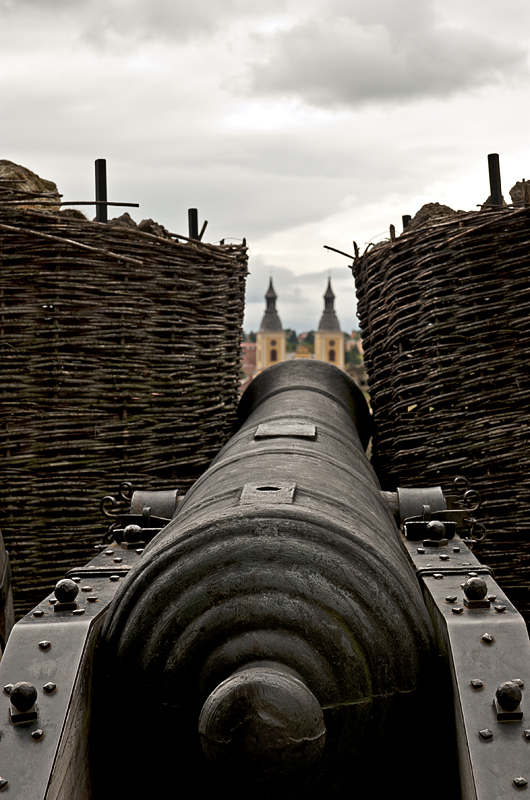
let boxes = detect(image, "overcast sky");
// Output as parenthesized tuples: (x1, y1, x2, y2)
(1, 0, 529, 333)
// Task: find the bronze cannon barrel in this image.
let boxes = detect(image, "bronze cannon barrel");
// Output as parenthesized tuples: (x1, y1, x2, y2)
(97, 360, 436, 799)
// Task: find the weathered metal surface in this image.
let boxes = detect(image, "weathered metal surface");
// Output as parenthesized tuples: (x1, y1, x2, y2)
(0, 533, 15, 652)
(401, 533, 530, 800)
(0, 547, 142, 799)
(97, 360, 441, 799)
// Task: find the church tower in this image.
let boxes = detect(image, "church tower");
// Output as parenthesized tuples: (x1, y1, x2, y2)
(314, 279, 344, 369)
(255, 279, 286, 374)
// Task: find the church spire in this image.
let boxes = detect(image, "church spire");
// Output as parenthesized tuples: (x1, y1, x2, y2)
(260, 278, 283, 332)
(318, 278, 340, 332)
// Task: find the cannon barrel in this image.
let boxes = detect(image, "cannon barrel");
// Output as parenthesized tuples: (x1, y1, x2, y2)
(97, 360, 438, 799)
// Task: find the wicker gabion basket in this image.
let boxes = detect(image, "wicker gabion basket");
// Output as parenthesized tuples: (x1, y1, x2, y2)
(0, 198, 248, 616)
(353, 205, 530, 626)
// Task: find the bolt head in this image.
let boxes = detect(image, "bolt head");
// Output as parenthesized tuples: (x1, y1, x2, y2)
(496, 681, 522, 712)
(463, 576, 488, 600)
(426, 520, 445, 539)
(43, 682, 56, 694)
(124, 524, 142, 543)
(54, 579, 79, 604)
(479, 728, 493, 740)
(10, 682, 38, 713)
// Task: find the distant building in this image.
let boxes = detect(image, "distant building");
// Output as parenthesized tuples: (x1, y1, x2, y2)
(255, 279, 286, 375)
(294, 343, 313, 359)
(314, 279, 345, 369)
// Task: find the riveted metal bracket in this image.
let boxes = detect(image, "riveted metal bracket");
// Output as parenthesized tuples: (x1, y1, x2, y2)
(401, 533, 530, 800)
(0, 546, 143, 800)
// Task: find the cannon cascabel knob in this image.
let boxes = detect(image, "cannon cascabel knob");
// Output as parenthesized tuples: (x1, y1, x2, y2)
(10, 682, 38, 713)
(198, 662, 326, 780)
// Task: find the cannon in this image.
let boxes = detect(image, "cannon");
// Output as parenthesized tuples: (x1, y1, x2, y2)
(0, 360, 529, 799)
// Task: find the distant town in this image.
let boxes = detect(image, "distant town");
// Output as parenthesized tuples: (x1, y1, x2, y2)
(240, 278, 367, 394)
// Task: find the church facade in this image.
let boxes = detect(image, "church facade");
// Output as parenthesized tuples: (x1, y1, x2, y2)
(253, 278, 345, 375)
(255, 279, 287, 374)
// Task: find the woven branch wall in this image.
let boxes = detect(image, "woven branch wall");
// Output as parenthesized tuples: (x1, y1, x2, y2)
(354, 206, 530, 626)
(0, 206, 248, 616)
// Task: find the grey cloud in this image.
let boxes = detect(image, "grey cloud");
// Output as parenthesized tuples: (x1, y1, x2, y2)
(0, 0, 287, 46)
(247, 9, 529, 108)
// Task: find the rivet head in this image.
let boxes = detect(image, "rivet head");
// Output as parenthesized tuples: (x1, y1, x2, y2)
(471, 679, 484, 689)
(439, 554, 450, 561)
(482, 633, 495, 644)
(433, 573, 444, 579)
(496, 681, 523, 712)
(113, 557, 123, 563)
(513, 777, 528, 788)
(513, 679, 525, 689)
(81, 586, 93, 593)
(10, 682, 38, 713)
(452, 547, 461, 553)
(109, 575, 120, 582)
(135, 548, 145, 555)
(33, 610, 44, 618)
(38, 640, 51, 650)
(71, 576, 81, 583)
(0, 778, 9, 791)
(479, 728, 493, 740)
(31, 729, 44, 740)
(487, 594, 497, 602)
(54, 579, 79, 604)
(452, 607, 464, 614)
(3, 685, 13, 695)
(104, 550, 114, 556)
(523, 730, 530, 741)
(417, 547, 425, 554)
(43, 682, 56, 694)
(495, 605, 507, 613)
(467, 572, 479, 577)
(463, 576, 488, 600)
(445, 595, 458, 603)
(87, 596, 98, 603)
(72, 608, 86, 615)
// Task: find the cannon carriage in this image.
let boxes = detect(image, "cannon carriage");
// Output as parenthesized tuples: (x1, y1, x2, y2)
(1, 359, 529, 799)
